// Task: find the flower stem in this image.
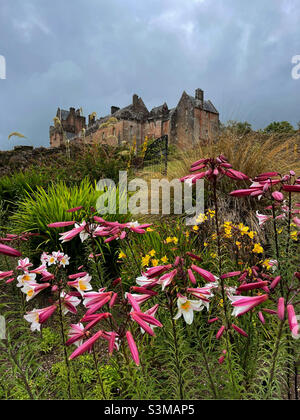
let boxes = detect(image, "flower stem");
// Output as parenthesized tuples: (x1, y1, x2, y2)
(92, 346, 107, 399)
(57, 292, 72, 399)
(265, 319, 285, 399)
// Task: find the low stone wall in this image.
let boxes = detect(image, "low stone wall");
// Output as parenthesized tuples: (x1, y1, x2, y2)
(0, 144, 83, 177)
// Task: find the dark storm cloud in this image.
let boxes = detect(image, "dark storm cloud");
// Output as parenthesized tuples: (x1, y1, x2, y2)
(0, 0, 300, 149)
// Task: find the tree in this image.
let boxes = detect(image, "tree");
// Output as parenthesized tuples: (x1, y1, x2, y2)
(263, 121, 295, 135)
(223, 120, 252, 136)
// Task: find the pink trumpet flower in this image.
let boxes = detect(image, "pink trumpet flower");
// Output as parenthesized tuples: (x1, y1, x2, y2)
(230, 187, 263, 198)
(237, 281, 268, 292)
(108, 332, 118, 355)
(59, 221, 87, 243)
(24, 305, 57, 331)
(126, 293, 141, 311)
(21, 282, 50, 301)
(109, 292, 118, 308)
(229, 294, 268, 317)
(158, 269, 177, 290)
(69, 330, 103, 360)
(270, 276, 281, 290)
(225, 168, 249, 181)
(146, 264, 172, 278)
(83, 291, 112, 315)
(68, 272, 88, 279)
(130, 312, 157, 336)
(67, 274, 92, 297)
(272, 191, 284, 202)
(0, 270, 14, 279)
(188, 269, 197, 285)
(47, 221, 76, 228)
(0, 243, 21, 257)
(220, 271, 241, 279)
(208, 317, 219, 324)
(277, 297, 285, 321)
(60, 292, 81, 314)
(262, 308, 277, 315)
(216, 325, 225, 339)
(231, 324, 248, 337)
(258, 311, 265, 324)
(126, 331, 140, 366)
(293, 217, 300, 227)
(256, 211, 272, 226)
(131, 287, 157, 296)
(191, 265, 216, 283)
(218, 355, 225, 364)
(287, 305, 299, 338)
(282, 185, 300, 193)
(66, 323, 85, 347)
(66, 206, 83, 213)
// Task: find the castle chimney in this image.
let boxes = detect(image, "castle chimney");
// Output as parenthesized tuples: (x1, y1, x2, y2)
(132, 94, 139, 107)
(195, 89, 204, 103)
(88, 114, 96, 127)
(111, 106, 120, 115)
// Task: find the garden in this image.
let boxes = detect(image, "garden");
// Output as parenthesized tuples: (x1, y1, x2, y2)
(0, 131, 299, 400)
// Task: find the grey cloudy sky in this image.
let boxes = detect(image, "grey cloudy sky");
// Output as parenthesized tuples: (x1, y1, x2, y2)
(0, 0, 300, 149)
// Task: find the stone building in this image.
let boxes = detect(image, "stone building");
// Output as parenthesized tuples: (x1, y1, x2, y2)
(49, 89, 219, 149)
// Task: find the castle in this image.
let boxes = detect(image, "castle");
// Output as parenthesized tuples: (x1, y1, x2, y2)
(49, 89, 219, 149)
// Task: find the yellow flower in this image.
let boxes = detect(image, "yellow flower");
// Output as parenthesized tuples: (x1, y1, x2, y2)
(210, 253, 217, 259)
(238, 223, 250, 236)
(247, 231, 256, 240)
(149, 249, 156, 257)
(262, 259, 271, 270)
(291, 231, 298, 241)
(196, 213, 208, 223)
(166, 237, 173, 243)
(277, 228, 283, 234)
(252, 243, 264, 254)
(211, 233, 217, 240)
(219, 299, 224, 308)
(207, 209, 215, 218)
(118, 251, 126, 259)
(193, 225, 199, 231)
(203, 242, 208, 247)
(172, 237, 178, 244)
(141, 255, 151, 267)
(236, 241, 242, 248)
(185, 231, 190, 238)
(151, 259, 159, 267)
(146, 227, 154, 232)
(161, 255, 168, 263)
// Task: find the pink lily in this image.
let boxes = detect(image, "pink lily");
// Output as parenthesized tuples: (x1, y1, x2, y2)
(59, 221, 87, 243)
(277, 297, 285, 320)
(228, 294, 268, 317)
(287, 305, 299, 338)
(191, 265, 217, 283)
(69, 330, 103, 360)
(158, 269, 177, 290)
(126, 331, 139, 366)
(66, 323, 85, 347)
(232, 324, 248, 337)
(24, 305, 57, 331)
(0, 243, 21, 257)
(47, 221, 76, 228)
